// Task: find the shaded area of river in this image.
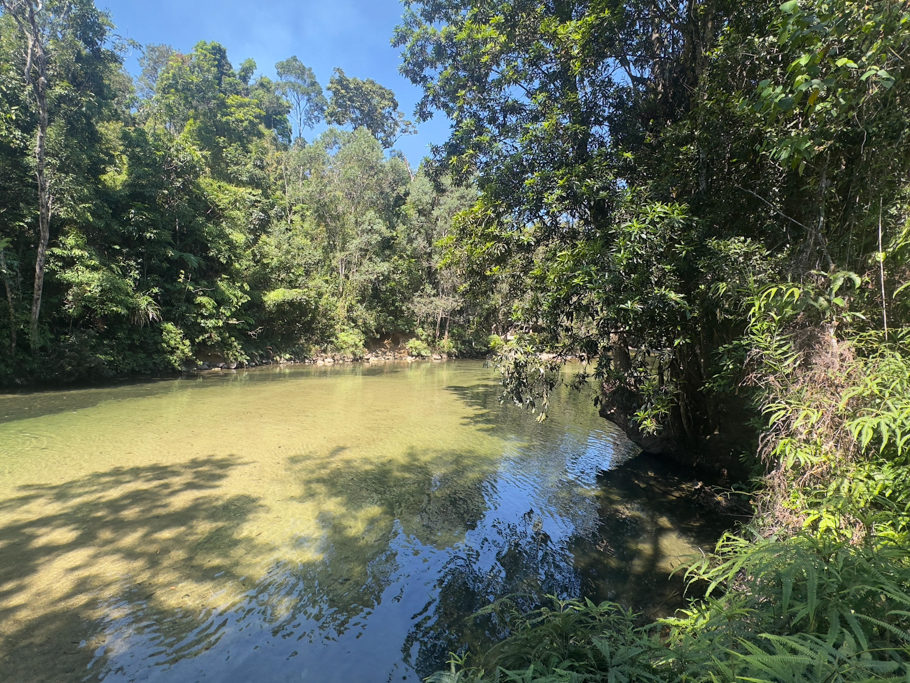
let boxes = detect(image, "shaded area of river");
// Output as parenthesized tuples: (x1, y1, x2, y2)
(0, 361, 727, 681)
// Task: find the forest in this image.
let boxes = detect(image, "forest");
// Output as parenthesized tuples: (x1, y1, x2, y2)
(3, 0, 910, 680)
(0, 0, 482, 384)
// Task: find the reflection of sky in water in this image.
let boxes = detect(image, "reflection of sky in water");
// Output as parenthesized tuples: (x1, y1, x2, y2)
(0, 363, 715, 682)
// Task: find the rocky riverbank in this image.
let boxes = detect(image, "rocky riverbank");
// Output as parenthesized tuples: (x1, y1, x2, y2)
(186, 350, 462, 373)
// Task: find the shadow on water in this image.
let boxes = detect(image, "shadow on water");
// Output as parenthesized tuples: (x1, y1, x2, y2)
(0, 442, 509, 681)
(0, 455, 269, 681)
(288, 444, 495, 550)
(573, 453, 738, 619)
(443, 382, 507, 433)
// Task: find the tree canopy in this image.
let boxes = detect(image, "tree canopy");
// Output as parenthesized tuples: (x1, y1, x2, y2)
(326, 67, 414, 148)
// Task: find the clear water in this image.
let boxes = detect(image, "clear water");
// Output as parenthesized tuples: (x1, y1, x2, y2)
(0, 361, 721, 681)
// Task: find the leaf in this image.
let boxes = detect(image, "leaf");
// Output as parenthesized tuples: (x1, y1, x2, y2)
(780, 0, 799, 13)
(877, 68, 895, 88)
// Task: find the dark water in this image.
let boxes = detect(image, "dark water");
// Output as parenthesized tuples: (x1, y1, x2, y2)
(0, 361, 724, 681)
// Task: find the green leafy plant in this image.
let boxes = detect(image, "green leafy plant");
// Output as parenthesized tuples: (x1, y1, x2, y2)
(331, 327, 366, 358)
(405, 337, 431, 357)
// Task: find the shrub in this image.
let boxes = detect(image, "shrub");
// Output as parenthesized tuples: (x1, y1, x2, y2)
(437, 336, 457, 354)
(160, 322, 194, 369)
(406, 337, 431, 357)
(331, 327, 365, 358)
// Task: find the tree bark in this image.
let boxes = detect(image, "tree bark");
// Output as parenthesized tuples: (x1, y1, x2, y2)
(0, 248, 16, 356)
(31, 61, 50, 352)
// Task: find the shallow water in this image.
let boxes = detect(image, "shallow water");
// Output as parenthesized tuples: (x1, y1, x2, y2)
(0, 361, 721, 681)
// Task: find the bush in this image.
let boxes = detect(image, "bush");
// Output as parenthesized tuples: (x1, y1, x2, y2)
(160, 322, 194, 369)
(406, 337, 432, 357)
(437, 336, 457, 354)
(434, 536, 910, 682)
(331, 327, 365, 358)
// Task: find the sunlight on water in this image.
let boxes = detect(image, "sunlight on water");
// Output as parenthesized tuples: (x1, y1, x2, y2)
(0, 361, 720, 681)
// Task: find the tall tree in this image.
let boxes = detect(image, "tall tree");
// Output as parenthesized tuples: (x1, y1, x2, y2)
(1, 0, 50, 351)
(275, 56, 325, 141)
(136, 42, 175, 101)
(326, 68, 413, 148)
(0, 0, 114, 350)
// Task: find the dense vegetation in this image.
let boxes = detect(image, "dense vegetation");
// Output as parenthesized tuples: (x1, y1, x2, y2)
(393, 0, 910, 679)
(0, 0, 480, 384)
(3, 0, 910, 679)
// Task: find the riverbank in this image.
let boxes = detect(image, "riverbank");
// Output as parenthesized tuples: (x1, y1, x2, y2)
(188, 348, 460, 372)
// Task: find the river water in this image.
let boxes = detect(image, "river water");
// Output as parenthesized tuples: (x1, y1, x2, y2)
(0, 361, 723, 681)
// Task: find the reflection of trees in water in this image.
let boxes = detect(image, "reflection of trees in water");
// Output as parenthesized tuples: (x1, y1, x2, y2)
(289, 445, 494, 551)
(165, 442, 595, 679)
(406, 511, 585, 678)
(404, 457, 736, 677)
(192, 444, 506, 661)
(572, 453, 738, 618)
(0, 443, 498, 680)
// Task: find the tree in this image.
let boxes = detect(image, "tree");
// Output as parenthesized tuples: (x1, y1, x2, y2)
(153, 41, 289, 179)
(275, 56, 325, 141)
(326, 68, 413, 148)
(0, 6, 472, 382)
(136, 42, 175, 101)
(1, 0, 51, 351)
(0, 0, 115, 351)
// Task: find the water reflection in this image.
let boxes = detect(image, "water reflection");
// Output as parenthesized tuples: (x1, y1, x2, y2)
(0, 362, 726, 681)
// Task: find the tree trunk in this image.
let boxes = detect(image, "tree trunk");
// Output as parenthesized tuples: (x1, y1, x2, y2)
(31, 75, 50, 352)
(0, 249, 16, 356)
(611, 334, 632, 375)
(812, 158, 834, 270)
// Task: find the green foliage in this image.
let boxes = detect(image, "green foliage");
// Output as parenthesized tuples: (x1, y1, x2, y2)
(431, 598, 664, 683)
(441, 536, 910, 682)
(486, 334, 504, 353)
(0, 10, 476, 384)
(275, 55, 325, 140)
(326, 68, 413, 148)
(494, 339, 561, 415)
(437, 335, 457, 354)
(405, 336, 431, 357)
(743, 271, 910, 540)
(159, 321, 192, 370)
(398, 0, 910, 679)
(331, 326, 365, 359)
(665, 535, 910, 681)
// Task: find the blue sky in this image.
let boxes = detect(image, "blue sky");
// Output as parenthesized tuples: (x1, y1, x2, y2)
(96, 0, 449, 165)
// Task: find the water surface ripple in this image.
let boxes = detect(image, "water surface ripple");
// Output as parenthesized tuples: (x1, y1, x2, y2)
(0, 361, 717, 681)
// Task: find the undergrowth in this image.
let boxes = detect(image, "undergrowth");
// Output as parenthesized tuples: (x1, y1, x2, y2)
(432, 277, 910, 682)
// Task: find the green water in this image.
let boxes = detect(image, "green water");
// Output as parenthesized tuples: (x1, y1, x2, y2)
(0, 361, 722, 681)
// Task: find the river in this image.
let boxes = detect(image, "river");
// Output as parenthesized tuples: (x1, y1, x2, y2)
(0, 360, 725, 681)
